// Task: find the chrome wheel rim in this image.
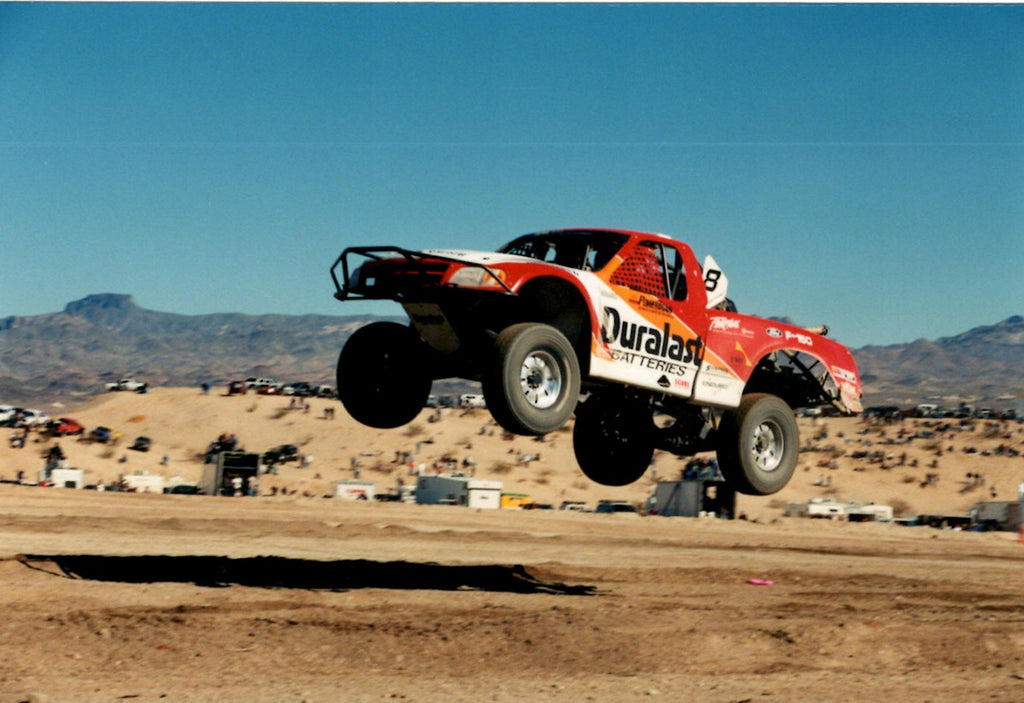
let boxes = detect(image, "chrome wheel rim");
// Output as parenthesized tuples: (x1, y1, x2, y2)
(751, 420, 784, 473)
(519, 350, 562, 409)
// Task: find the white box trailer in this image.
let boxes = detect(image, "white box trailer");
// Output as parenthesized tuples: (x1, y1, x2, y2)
(847, 504, 895, 522)
(334, 480, 375, 501)
(785, 498, 893, 522)
(120, 472, 166, 494)
(415, 474, 501, 509)
(40, 467, 84, 489)
(785, 498, 850, 519)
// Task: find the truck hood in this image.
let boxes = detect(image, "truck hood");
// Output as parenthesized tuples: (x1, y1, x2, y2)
(422, 249, 548, 268)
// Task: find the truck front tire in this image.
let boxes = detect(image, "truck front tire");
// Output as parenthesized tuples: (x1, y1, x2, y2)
(337, 322, 432, 429)
(482, 323, 580, 436)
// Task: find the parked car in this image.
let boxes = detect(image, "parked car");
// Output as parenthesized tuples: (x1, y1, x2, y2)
(15, 409, 49, 428)
(105, 378, 147, 392)
(90, 426, 113, 443)
(130, 436, 151, 452)
(330, 227, 862, 496)
(262, 444, 299, 465)
(283, 382, 314, 397)
(255, 384, 281, 395)
(458, 394, 487, 409)
(245, 377, 277, 390)
(164, 484, 202, 495)
(0, 405, 16, 425)
(227, 380, 247, 395)
(48, 417, 85, 436)
(594, 501, 638, 514)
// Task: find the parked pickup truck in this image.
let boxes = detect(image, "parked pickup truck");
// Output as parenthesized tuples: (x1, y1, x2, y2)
(105, 378, 147, 392)
(329, 227, 862, 496)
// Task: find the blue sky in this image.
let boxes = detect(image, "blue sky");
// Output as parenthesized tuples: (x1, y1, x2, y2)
(1, 3, 1021, 348)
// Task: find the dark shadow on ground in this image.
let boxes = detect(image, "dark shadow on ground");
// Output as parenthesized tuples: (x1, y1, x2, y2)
(17, 555, 596, 595)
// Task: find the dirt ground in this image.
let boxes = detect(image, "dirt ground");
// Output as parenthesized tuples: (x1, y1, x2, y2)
(1, 485, 1023, 703)
(3, 389, 1024, 701)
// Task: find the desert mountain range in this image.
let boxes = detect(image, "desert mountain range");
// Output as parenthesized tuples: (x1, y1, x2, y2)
(1, 293, 1022, 408)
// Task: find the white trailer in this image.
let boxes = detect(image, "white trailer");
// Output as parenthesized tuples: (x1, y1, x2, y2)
(333, 480, 375, 501)
(415, 474, 501, 509)
(785, 498, 893, 522)
(120, 472, 166, 494)
(847, 503, 894, 522)
(785, 498, 850, 519)
(40, 467, 84, 489)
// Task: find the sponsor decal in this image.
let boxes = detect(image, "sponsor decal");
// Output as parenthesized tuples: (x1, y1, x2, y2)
(601, 306, 703, 376)
(709, 316, 740, 332)
(733, 341, 753, 367)
(699, 378, 731, 391)
(784, 330, 813, 346)
(833, 367, 858, 384)
(409, 311, 447, 327)
(657, 375, 671, 388)
(766, 328, 783, 338)
(630, 295, 673, 316)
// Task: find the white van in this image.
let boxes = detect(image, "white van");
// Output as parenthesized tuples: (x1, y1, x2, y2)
(458, 394, 486, 409)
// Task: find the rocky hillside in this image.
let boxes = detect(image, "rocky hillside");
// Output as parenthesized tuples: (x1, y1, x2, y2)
(0, 294, 376, 405)
(853, 315, 1024, 407)
(1, 294, 1021, 409)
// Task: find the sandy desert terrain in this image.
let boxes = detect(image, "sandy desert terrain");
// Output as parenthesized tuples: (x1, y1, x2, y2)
(5, 387, 1024, 518)
(1, 389, 1023, 702)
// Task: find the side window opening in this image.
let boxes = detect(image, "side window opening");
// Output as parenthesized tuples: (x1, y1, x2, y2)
(664, 245, 687, 302)
(609, 241, 688, 301)
(610, 242, 666, 297)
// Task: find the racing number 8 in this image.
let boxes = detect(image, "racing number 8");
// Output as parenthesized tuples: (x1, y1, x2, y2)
(704, 269, 722, 292)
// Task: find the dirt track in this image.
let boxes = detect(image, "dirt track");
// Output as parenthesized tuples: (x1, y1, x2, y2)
(2, 485, 1023, 702)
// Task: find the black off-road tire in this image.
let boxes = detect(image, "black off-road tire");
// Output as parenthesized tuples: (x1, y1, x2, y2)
(717, 393, 798, 496)
(336, 322, 432, 429)
(481, 323, 580, 436)
(572, 394, 654, 486)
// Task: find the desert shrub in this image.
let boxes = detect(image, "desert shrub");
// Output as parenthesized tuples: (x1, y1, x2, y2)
(889, 498, 913, 517)
(921, 439, 942, 452)
(489, 461, 514, 475)
(403, 423, 423, 438)
(271, 407, 291, 420)
(901, 474, 917, 484)
(367, 461, 394, 475)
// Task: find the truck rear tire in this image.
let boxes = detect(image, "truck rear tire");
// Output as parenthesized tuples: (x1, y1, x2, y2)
(482, 323, 580, 436)
(337, 322, 432, 429)
(572, 394, 654, 486)
(717, 393, 798, 495)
